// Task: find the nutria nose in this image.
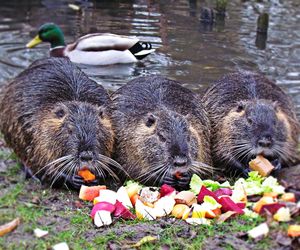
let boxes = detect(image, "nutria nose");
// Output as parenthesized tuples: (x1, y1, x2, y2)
(79, 151, 93, 162)
(174, 156, 188, 167)
(258, 136, 272, 148)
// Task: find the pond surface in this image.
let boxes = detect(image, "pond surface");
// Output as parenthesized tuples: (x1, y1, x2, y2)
(0, 0, 299, 117)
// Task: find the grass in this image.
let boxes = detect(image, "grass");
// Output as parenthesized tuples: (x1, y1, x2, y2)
(0, 146, 298, 250)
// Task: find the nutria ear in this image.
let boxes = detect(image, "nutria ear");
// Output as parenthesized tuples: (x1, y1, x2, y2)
(53, 104, 67, 119)
(145, 113, 156, 127)
(272, 101, 279, 111)
(97, 106, 105, 119)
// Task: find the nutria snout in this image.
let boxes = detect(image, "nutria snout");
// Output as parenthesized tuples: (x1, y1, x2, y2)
(0, 58, 120, 189)
(202, 71, 300, 177)
(111, 76, 212, 189)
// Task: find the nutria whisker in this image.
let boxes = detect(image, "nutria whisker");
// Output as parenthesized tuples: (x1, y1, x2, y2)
(191, 160, 215, 176)
(95, 160, 120, 181)
(97, 154, 124, 172)
(45, 157, 74, 177)
(34, 155, 73, 177)
(137, 163, 167, 184)
(50, 160, 75, 188)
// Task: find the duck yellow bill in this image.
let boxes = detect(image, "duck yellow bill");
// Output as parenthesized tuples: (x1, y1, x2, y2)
(26, 35, 42, 48)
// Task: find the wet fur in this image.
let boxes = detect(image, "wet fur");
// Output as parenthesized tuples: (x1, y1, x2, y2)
(0, 58, 116, 188)
(110, 76, 212, 188)
(202, 71, 300, 177)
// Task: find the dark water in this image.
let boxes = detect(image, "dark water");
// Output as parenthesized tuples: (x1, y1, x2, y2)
(0, 0, 299, 116)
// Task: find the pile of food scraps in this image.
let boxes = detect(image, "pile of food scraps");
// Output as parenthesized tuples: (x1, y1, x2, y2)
(78, 156, 300, 239)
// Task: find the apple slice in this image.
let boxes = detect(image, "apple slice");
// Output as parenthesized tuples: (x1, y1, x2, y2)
(236, 202, 246, 210)
(287, 225, 300, 237)
(273, 207, 291, 222)
(175, 191, 197, 206)
(280, 193, 296, 203)
(135, 199, 156, 220)
(94, 210, 112, 227)
(252, 196, 275, 213)
(153, 196, 175, 217)
(78, 185, 106, 202)
(116, 186, 133, 209)
(114, 201, 136, 220)
(126, 181, 142, 199)
(160, 184, 176, 197)
(218, 196, 244, 214)
(90, 202, 115, 219)
(93, 189, 117, 205)
(248, 223, 269, 239)
(249, 155, 274, 177)
(171, 204, 190, 219)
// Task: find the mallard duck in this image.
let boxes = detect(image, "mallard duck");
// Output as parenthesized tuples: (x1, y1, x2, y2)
(26, 23, 155, 65)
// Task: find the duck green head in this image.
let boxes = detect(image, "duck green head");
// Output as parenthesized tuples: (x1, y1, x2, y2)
(26, 23, 66, 49)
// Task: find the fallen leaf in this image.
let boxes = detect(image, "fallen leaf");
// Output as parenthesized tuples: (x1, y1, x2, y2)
(131, 236, 158, 247)
(0, 218, 20, 237)
(217, 211, 237, 224)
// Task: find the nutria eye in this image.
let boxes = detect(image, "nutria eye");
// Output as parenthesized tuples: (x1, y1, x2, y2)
(55, 109, 65, 118)
(158, 133, 166, 142)
(237, 105, 244, 112)
(247, 117, 253, 125)
(98, 109, 104, 119)
(146, 115, 156, 127)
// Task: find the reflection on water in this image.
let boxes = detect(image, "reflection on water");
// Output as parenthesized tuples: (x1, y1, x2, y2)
(0, 0, 299, 116)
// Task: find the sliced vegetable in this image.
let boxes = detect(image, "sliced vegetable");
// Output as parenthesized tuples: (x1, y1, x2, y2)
(52, 242, 69, 250)
(218, 196, 244, 214)
(78, 169, 95, 182)
(214, 188, 232, 197)
(114, 200, 136, 220)
(252, 196, 275, 213)
(197, 186, 218, 203)
(160, 184, 175, 197)
(259, 203, 285, 215)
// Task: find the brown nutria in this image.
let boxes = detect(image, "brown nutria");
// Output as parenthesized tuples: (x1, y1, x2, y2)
(110, 76, 212, 189)
(202, 71, 300, 177)
(0, 57, 121, 189)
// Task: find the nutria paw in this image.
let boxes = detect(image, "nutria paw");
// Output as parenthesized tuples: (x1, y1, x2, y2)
(163, 172, 191, 190)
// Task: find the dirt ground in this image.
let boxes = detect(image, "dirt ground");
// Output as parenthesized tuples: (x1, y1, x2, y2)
(0, 138, 299, 250)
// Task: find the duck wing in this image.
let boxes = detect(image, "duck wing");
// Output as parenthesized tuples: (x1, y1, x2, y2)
(67, 33, 140, 52)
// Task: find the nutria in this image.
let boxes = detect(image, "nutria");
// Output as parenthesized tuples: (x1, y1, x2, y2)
(202, 71, 300, 177)
(0, 57, 121, 189)
(111, 76, 212, 189)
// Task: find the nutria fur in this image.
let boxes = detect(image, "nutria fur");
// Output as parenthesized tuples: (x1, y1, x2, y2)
(0, 58, 120, 189)
(202, 71, 300, 177)
(111, 76, 212, 189)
